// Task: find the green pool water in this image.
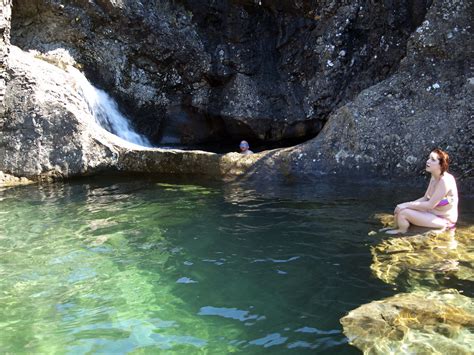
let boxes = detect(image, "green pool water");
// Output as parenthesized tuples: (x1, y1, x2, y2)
(0, 177, 472, 354)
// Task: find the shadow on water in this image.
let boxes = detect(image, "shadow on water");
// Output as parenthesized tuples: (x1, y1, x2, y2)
(0, 175, 472, 354)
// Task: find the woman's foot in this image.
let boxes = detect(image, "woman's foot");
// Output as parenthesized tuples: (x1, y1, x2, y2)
(385, 229, 407, 235)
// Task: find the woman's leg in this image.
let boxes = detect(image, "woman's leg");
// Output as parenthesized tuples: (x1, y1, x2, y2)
(386, 209, 447, 234)
(385, 210, 410, 234)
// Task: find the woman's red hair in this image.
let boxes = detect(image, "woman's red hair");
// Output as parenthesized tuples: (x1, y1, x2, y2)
(432, 148, 450, 175)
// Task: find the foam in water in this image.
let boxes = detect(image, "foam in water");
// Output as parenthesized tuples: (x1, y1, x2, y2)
(69, 67, 152, 147)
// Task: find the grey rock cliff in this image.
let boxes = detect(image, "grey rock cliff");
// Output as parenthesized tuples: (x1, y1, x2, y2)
(245, 0, 473, 188)
(11, 0, 430, 147)
(0, 0, 11, 118)
(0, 43, 250, 181)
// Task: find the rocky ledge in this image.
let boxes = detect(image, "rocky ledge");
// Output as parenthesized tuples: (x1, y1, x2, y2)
(0, 171, 33, 187)
(1, 46, 263, 183)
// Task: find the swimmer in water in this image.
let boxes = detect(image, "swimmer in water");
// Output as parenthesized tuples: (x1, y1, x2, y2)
(239, 140, 254, 155)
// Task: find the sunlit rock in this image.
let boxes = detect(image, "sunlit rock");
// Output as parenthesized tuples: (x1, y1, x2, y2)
(219, 152, 271, 178)
(371, 226, 474, 290)
(373, 212, 395, 229)
(0, 171, 33, 187)
(340, 289, 474, 354)
(0, 42, 272, 184)
(1, 46, 123, 180)
(30, 48, 78, 70)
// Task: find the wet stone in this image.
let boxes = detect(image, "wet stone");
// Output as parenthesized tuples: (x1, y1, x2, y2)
(340, 289, 474, 354)
(370, 226, 474, 291)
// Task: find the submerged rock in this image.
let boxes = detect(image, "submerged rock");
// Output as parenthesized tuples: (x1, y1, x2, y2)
(373, 213, 395, 229)
(371, 226, 474, 291)
(340, 289, 474, 354)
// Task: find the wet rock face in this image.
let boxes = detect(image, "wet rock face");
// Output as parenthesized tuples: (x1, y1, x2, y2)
(11, 0, 211, 145)
(11, 0, 428, 147)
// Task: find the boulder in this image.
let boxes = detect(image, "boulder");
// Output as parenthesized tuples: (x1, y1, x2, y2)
(1, 46, 122, 180)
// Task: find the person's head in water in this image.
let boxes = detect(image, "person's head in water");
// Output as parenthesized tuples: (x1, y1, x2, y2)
(239, 140, 253, 155)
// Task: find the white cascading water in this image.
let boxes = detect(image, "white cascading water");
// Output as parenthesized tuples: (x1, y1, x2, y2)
(69, 67, 152, 147)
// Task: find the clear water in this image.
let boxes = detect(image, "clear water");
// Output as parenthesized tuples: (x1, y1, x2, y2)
(0, 177, 472, 354)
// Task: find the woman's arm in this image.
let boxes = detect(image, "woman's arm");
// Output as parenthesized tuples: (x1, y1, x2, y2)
(413, 196, 429, 202)
(395, 198, 425, 213)
(403, 177, 449, 212)
(394, 178, 432, 213)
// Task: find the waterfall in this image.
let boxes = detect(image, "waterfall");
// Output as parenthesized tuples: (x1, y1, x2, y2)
(69, 68, 152, 147)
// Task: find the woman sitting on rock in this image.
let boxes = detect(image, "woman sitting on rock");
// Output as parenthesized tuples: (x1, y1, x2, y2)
(385, 148, 458, 234)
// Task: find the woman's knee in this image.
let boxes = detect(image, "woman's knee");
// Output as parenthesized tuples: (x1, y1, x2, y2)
(399, 209, 420, 225)
(398, 209, 411, 218)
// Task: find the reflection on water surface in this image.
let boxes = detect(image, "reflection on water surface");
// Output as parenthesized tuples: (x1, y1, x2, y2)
(0, 177, 472, 354)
